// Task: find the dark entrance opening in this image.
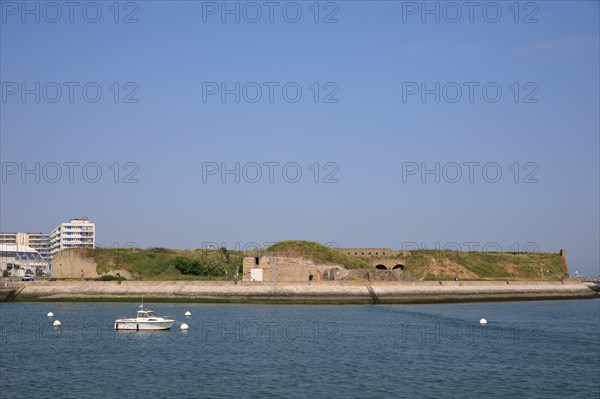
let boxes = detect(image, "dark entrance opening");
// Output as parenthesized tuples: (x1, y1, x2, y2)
(375, 264, 388, 270)
(254, 257, 259, 265)
(392, 264, 405, 270)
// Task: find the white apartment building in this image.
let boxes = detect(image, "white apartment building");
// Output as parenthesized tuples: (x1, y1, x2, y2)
(0, 232, 51, 261)
(50, 217, 95, 257)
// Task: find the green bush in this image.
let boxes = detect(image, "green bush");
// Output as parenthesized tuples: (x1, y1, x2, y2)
(174, 256, 225, 276)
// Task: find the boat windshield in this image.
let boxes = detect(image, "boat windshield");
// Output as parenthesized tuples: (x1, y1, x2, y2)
(135, 310, 157, 318)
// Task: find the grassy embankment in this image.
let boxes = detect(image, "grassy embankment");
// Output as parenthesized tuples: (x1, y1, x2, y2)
(269, 241, 567, 280)
(83, 247, 242, 280)
(79, 240, 567, 281)
(399, 249, 567, 280)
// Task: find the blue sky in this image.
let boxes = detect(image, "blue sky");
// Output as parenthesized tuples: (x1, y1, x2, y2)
(1, 1, 599, 275)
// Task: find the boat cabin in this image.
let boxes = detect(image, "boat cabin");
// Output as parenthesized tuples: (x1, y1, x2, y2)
(137, 310, 156, 319)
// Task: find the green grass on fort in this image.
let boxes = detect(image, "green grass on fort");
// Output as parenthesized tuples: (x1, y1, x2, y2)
(77, 240, 567, 281)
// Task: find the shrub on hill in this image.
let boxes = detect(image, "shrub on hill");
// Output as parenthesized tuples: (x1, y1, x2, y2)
(174, 255, 225, 276)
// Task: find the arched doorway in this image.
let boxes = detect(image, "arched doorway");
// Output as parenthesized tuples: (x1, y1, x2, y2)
(375, 264, 388, 270)
(392, 264, 405, 270)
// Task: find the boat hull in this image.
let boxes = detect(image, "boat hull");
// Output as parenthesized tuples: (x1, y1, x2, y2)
(113, 320, 174, 331)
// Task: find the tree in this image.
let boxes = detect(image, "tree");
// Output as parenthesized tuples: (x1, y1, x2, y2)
(220, 247, 230, 263)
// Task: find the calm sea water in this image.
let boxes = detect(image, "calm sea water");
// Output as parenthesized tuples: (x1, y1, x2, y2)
(1, 299, 599, 398)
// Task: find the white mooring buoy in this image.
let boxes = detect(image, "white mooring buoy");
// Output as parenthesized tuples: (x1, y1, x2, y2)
(479, 318, 488, 325)
(180, 323, 189, 330)
(47, 312, 54, 318)
(184, 311, 191, 317)
(53, 320, 62, 327)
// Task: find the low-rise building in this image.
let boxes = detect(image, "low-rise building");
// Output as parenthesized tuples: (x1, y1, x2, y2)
(0, 244, 50, 277)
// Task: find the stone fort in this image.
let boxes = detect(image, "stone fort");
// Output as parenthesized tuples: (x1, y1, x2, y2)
(337, 248, 409, 270)
(242, 248, 410, 282)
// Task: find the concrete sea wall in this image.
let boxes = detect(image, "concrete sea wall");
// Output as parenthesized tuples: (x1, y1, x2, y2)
(11, 280, 600, 304)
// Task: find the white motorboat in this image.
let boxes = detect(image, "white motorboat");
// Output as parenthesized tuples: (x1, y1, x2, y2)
(114, 305, 175, 331)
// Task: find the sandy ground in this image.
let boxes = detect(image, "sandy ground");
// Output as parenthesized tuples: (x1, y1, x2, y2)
(7, 279, 599, 304)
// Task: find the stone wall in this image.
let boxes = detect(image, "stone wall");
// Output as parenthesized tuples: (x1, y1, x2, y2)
(338, 248, 398, 257)
(560, 248, 569, 274)
(336, 248, 410, 270)
(14, 280, 599, 304)
(243, 255, 344, 282)
(50, 249, 132, 279)
(51, 250, 98, 278)
(369, 258, 407, 270)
